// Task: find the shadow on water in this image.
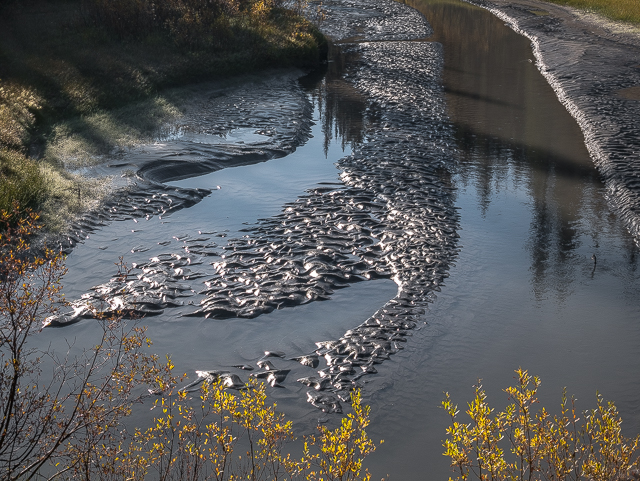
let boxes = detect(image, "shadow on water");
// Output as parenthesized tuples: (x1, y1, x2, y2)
(452, 126, 639, 301)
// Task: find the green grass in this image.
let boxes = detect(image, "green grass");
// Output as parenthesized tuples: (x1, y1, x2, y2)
(544, 0, 640, 25)
(0, 149, 46, 214)
(0, 0, 326, 229)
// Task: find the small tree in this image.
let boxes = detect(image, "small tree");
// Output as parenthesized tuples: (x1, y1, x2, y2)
(442, 368, 640, 481)
(0, 205, 171, 480)
(302, 390, 378, 481)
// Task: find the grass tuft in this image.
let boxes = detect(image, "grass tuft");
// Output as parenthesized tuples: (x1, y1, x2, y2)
(545, 0, 640, 25)
(0, 149, 46, 215)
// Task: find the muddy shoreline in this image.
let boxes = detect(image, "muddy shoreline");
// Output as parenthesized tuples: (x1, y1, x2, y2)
(45, 70, 315, 254)
(460, 0, 640, 245)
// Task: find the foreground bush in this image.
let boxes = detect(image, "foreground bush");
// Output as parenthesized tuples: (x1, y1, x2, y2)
(442, 368, 640, 481)
(0, 208, 379, 480)
(106, 383, 378, 480)
(0, 207, 174, 479)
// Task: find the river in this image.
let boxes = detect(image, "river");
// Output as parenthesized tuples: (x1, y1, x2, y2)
(40, 0, 640, 478)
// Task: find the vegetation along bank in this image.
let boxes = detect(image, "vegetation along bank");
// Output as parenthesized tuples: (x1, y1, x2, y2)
(545, 0, 640, 25)
(0, 0, 326, 228)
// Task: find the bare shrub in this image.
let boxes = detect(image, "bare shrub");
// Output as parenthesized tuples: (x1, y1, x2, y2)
(0, 206, 172, 479)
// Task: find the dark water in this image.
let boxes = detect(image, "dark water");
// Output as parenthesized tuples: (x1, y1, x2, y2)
(34, 0, 640, 478)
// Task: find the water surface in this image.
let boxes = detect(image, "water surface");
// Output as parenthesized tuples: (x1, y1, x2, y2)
(362, 0, 640, 478)
(38, 0, 640, 478)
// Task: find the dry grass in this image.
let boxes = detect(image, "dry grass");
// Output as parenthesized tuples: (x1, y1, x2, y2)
(0, 148, 112, 230)
(44, 95, 184, 169)
(544, 0, 640, 25)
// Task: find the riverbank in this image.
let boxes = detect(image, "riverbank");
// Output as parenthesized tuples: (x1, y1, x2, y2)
(458, 0, 640, 246)
(473, 0, 640, 40)
(0, 0, 326, 229)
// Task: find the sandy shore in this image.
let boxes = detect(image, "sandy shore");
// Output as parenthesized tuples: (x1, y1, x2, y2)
(462, 0, 640, 245)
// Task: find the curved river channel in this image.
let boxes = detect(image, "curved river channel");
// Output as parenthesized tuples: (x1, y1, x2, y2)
(38, 0, 640, 478)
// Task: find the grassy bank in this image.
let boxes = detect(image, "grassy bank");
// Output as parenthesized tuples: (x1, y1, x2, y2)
(544, 0, 640, 25)
(0, 0, 326, 227)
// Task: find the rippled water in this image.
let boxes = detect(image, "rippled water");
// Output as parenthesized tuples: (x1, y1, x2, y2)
(49, 0, 461, 420)
(35, 0, 640, 478)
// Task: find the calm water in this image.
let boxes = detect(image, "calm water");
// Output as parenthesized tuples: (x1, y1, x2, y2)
(363, 0, 640, 479)
(40, 0, 640, 479)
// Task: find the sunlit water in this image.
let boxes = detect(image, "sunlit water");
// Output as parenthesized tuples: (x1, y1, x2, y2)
(34, 0, 640, 478)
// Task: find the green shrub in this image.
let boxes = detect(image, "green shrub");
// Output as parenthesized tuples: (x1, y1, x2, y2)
(443, 368, 640, 481)
(0, 149, 46, 216)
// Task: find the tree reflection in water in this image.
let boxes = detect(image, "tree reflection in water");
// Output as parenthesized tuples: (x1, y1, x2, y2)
(407, 0, 639, 302)
(300, 44, 370, 156)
